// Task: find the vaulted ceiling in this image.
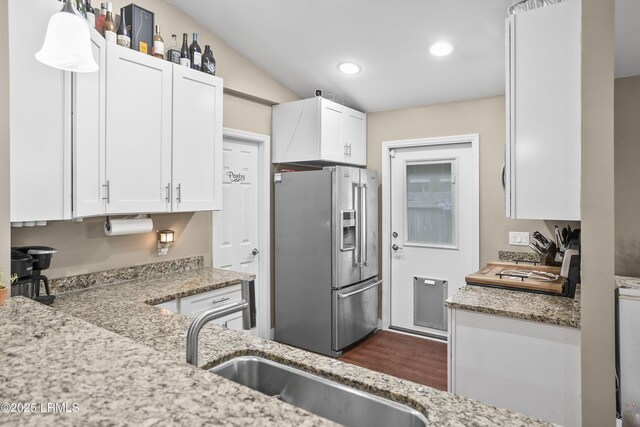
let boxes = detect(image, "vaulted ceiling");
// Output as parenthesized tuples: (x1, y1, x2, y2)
(170, 0, 640, 113)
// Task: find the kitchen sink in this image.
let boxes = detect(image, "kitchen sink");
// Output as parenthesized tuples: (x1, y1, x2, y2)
(210, 356, 427, 427)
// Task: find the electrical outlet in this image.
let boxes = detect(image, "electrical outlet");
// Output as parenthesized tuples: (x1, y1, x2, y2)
(509, 232, 530, 246)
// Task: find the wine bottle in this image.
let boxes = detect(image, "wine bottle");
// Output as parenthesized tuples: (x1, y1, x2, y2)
(189, 32, 202, 71)
(95, 3, 106, 34)
(167, 34, 181, 64)
(202, 45, 216, 75)
(180, 33, 191, 68)
(85, 0, 95, 27)
(103, 2, 116, 44)
(116, 8, 131, 48)
(153, 25, 165, 59)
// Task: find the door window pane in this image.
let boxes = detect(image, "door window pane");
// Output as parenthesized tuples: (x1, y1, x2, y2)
(406, 162, 454, 245)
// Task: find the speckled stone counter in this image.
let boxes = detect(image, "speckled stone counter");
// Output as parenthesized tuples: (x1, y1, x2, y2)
(617, 275, 640, 290)
(446, 284, 580, 329)
(0, 297, 330, 426)
(3, 267, 553, 426)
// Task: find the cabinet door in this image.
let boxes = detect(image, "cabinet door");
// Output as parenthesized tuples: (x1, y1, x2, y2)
(320, 99, 347, 163)
(345, 108, 367, 166)
(506, 0, 581, 220)
(9, 0, 72, 222)
(172, 66, 223, 212)
(73, 28, 106, 218)
(105, 44, 172, 214)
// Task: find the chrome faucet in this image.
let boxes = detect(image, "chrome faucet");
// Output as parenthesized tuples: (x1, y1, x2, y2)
(186, 278, 256, 366)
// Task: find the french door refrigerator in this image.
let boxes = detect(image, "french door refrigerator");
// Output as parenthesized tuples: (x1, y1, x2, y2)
(275, 166, 380, 356)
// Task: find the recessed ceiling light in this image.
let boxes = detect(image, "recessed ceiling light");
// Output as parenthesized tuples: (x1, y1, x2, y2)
(429, 42, 455, 57)
(338, 62, 361, 75)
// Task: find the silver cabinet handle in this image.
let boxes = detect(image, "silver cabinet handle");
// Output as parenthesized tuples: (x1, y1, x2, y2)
(102, 180, 111, 204)
(176, 184, 182, 203)
(338, 280, 382, 299)
(251, 248, 259, 256)
(348, 143, 352, 157)
(165, 183, 171, 203)
(211, 297, 230, 305)
(344, 143, 348, 157)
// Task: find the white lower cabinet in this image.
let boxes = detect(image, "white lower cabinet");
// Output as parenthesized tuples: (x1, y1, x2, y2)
(156, 285, 246, 332)
(448, 308, 581, 427)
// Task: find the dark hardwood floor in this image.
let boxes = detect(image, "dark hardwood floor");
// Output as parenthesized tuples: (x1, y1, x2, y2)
(339, 330, 448, 391)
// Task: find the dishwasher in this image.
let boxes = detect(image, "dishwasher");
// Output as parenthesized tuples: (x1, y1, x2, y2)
(617, 285, 640, 424)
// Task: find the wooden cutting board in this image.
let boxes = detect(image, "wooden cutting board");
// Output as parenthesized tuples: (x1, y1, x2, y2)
(465, 262, 565, 294)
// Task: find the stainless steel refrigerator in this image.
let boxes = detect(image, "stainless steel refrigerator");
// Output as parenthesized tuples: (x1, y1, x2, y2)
(275, 166, 380, 357)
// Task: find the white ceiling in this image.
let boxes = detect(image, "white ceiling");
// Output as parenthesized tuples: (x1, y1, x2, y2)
(169, 0, 640, 113)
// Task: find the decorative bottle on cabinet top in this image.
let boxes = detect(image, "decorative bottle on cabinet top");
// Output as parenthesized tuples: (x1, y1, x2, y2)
(116, 8, 131, 48)
(202, 45, 216, 75)
(180, 33, 191, 68)
(153, 25, 165, 59)
(189, 32, 202, 71)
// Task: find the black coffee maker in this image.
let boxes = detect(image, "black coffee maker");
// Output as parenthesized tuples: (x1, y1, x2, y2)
(10, 246, 57, 305)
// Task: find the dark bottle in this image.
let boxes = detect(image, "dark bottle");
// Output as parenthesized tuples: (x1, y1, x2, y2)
(179, 33, 191, 68)
(189, 32, 202, 71)
(202, 45, 216, 75)
(167, 34, 181, 64)
(85, 0, 95, 27)
(116, 8, 131, 48)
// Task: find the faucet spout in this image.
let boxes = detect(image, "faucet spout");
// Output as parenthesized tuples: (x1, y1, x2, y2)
(186, 278, 256, 366)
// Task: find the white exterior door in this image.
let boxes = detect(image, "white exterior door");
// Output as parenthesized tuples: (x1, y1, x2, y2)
(390, 143, 477, 338)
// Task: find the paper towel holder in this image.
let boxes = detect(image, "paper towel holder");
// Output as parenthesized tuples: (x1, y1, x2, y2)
(104, 214, 153, 236)
(157, 230, 175, 256)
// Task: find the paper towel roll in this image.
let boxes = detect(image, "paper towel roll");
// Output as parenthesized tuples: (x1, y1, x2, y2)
(104, 218, 154, 236)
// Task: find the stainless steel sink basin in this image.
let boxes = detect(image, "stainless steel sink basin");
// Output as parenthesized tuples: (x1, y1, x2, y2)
(211, 356, 427, 427)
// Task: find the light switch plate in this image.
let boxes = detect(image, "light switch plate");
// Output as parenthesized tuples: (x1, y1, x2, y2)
(509, 231, 530, 246)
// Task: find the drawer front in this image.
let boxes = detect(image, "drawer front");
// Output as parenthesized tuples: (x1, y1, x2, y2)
(332, 278, 380, 351)
(180, 285, 241, 318)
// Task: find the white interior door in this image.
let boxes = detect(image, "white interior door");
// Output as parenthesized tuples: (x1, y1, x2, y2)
(390, 143, 477, 338)
(214, 137, 260, 331)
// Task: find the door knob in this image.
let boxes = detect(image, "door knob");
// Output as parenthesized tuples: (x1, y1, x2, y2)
(392, 244, 403, 251)
(251, 248, 260, 256)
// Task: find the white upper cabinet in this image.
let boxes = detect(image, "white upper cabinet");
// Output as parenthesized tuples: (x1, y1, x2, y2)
(9, 0, 72, 223)
(104, 44, 173, 215)
(171, 65, 223, 212)
(73, 27, 106, 218)
(273, 97, 367, 166)
(9, 1, 224, 223)
(505, 0, 581, 220)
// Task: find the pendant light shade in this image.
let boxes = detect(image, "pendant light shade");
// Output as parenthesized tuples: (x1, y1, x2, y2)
(35, 0, 98, 73)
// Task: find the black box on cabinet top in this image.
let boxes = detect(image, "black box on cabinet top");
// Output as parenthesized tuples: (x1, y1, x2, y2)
(121, 4, 154, 55)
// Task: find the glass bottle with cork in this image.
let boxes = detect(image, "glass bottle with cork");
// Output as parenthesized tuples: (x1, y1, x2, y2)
(153, 25, 165, 59)
(102, 2, 116, 44)
(189, 33, 202, 71)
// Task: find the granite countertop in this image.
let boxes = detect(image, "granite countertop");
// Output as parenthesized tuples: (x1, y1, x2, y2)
(616, 275, 640, 291)
(2, 267, 553, 426)
(446, 284, 581, 329)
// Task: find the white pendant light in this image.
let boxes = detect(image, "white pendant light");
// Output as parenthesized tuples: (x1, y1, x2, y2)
(35, 0, 98, 73)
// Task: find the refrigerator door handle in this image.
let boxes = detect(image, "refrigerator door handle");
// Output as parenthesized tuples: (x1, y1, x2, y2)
(353, 182, 362, 268)
(338, 280, 382, 299)
(361, 182, 368, 267)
